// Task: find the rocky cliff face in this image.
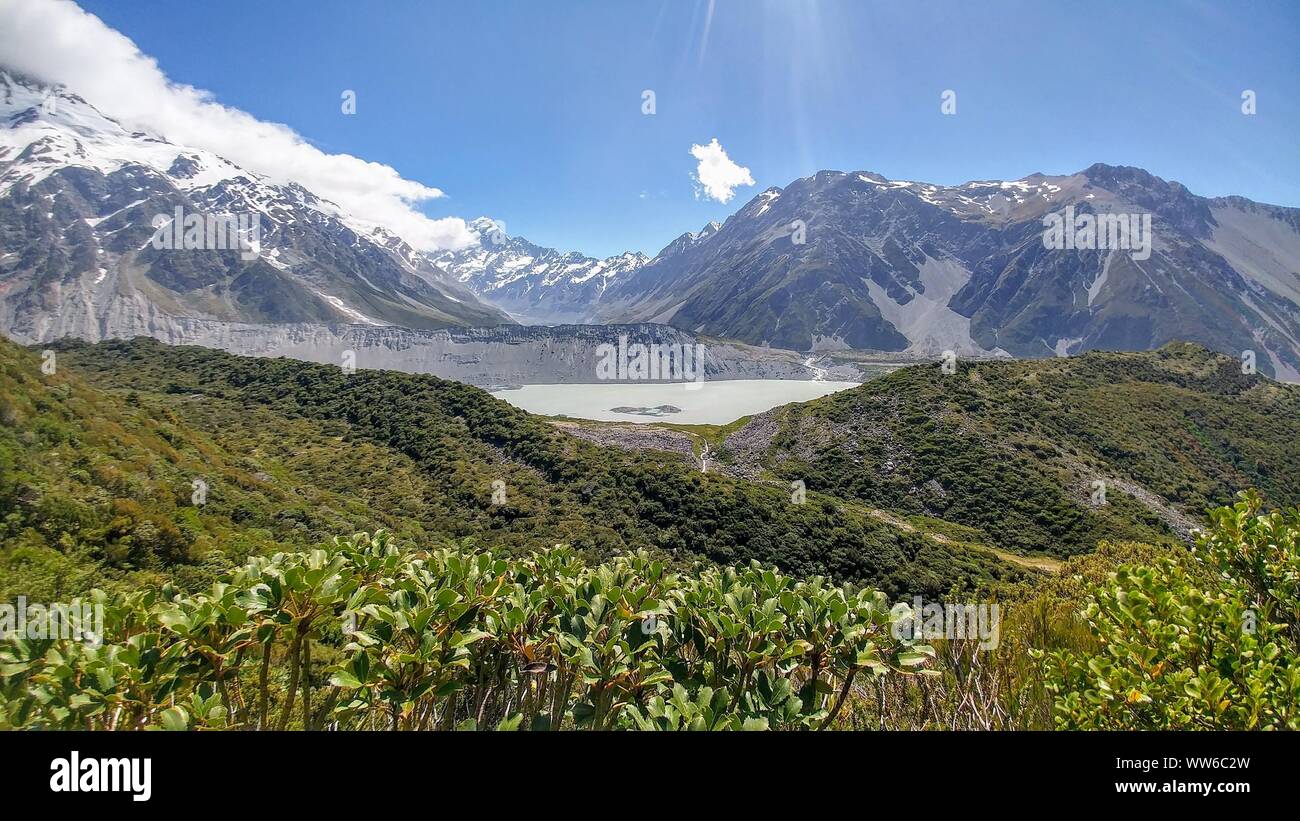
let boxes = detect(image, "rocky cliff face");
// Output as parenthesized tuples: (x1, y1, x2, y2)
(10, 317, 825, 386)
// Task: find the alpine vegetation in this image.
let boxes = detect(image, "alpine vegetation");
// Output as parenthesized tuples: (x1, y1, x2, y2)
(0, 537, 938, 731)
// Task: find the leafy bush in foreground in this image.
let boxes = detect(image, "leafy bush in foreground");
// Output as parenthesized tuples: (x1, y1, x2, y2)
(0, 535, 934, 730)
(1042, 491, 1300, 729)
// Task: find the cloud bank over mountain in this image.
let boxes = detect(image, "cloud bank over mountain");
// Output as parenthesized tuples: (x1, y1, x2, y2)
(0, 0, 474, 251)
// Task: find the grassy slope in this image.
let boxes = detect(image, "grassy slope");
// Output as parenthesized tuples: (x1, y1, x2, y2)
(0, 342, 485, 601)
(1, 337, 1027, 600)
(722, 342, 1300, 557)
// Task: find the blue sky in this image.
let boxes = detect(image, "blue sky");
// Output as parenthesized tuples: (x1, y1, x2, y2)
(77, 0, 1300, 257)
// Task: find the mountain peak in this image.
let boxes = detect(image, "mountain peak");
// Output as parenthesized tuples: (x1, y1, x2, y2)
(0, 72, 512, 336)
(591, 162, 1300, 379)
(854, 170, 891, 183)
(1080, 162, 1165, 188)
(432, 221, 650, 323)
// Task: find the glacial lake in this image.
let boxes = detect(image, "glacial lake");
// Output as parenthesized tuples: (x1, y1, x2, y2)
(491, 379, 859, 424)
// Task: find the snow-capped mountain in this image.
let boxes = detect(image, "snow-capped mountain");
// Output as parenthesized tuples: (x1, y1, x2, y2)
(0, 70, 510, 345)
(430, 218, 648, 324)
(593, 165, 1300, 379)
(9, 69, 1297, 381)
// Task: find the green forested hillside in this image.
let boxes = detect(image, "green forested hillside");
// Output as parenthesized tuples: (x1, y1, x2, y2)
(720, 343, 1300, 557)
(4, 337, 1299, 732)
(0, 337, 1024, 601)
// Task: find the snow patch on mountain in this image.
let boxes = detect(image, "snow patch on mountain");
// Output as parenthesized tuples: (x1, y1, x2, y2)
(0, 74, 245, 195)
(0, 70, 511, 339)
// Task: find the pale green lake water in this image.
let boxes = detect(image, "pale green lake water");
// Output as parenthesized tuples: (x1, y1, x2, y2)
(491, 379, 859, 424)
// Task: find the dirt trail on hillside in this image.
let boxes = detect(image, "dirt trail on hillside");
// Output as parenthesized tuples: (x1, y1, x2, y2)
(866, 509, 1062, 573)
(550, 417, 1063, 573)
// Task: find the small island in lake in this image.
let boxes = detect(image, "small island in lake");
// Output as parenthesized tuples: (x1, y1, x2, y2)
(610, 404, 683, 417)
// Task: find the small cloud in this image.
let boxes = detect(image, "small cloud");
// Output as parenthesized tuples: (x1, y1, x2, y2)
(689, 138, 754, 203)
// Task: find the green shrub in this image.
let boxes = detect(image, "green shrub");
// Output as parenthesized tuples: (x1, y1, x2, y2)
(0, 535, 935, 731)
(1042, 491, 1300, 729)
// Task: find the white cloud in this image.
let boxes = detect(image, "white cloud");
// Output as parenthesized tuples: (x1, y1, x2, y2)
(0, 0, 474, 251)
(689, 138, 754, 203)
